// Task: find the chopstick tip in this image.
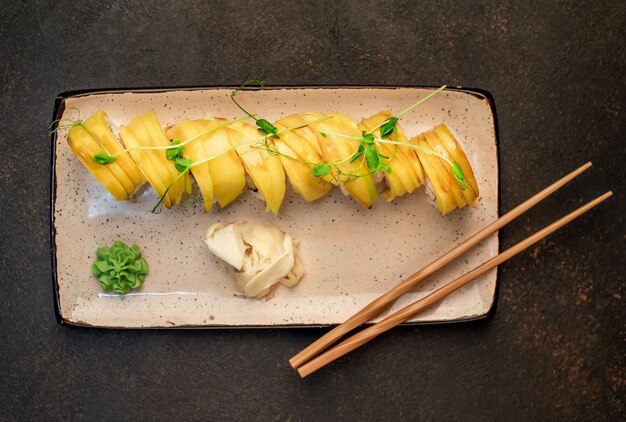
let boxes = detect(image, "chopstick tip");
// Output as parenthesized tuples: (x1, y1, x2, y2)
(296, 366, 309, 378)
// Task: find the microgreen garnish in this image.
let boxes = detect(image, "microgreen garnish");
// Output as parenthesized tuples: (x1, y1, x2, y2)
(312, 163, 332, 177)
(315, 129, 392, 177)
(48, 107, 82, 136)
(451, 162, 467, 190)
(230, 80, 279, 138)
(92, 153, 117, 164)
(255, 118, 279, 137)
(166, 139, 184, 161)
(180, 193, 203, 217)
(165, 138, 192, 173)
(379, 117, 399, 139)
(367, 85, 447, 136)
(174, 157, 193, 172)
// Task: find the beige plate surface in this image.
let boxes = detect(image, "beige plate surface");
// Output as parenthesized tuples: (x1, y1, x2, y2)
(52, 86, 499, 328)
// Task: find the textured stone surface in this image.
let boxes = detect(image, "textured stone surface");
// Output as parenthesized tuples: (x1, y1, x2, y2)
(0, 0, 624, 420)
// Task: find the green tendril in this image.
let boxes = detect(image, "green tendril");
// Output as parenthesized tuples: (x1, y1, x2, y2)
(180, 193, 203, 217)
(230, 80, 279, 138)
(367, 85, 447, 136)
(49, 107, 82, 136)
(314, 129, 392, 177)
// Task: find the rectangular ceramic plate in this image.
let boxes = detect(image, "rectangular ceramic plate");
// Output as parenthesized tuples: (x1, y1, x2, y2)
(51, 86, 499, 328)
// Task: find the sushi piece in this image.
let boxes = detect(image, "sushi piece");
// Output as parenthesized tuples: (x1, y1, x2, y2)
(67, 110, 144, 200)
(272, 113, 334, 201)
(303, 112, 378, 208)
(167, 118, 248, 211)
(433, 124, 479, 201)
(411, 124, 479, 215)
(218, 120, 286, 215)
(195, 119, 247, 209)
(166, 119, 215, 212)
(358, 111, 424, 202)
(119, 111, 190, 208)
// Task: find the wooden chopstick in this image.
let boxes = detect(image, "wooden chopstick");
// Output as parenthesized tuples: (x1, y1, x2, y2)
(297, 191, 613, 377)
(290, 162, 593, 369)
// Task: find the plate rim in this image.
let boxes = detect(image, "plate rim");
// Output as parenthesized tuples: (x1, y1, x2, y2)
(49, 85, 500, 329)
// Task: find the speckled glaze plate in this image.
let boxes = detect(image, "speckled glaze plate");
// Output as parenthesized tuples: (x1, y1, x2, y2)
(51, 86, 499, 328)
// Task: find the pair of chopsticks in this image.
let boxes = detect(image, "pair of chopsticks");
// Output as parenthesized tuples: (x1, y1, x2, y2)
(291, 162, 612, 377)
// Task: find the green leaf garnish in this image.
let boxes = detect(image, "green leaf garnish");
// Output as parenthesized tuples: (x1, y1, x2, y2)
(361, 132, 375, 144)
(451, 161, 467, 190)
(166, 139, 184, 161)
(380, 117, 399, 139)
(312, 163, 332, 177)
(365, 145, 380, 170)
(256, 118, 279, 138)
(175, 157, 193, 172)
(91, 153, 116, 164)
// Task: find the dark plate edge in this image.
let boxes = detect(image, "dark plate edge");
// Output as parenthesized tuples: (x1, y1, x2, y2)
(51, 94, 66, 325)
(50, 85, 500, 328)
(475, 87, 500, 322)
(54, 313, 495, 330)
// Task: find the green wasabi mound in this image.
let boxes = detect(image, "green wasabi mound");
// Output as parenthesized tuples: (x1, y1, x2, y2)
(92, 240, 149, 294)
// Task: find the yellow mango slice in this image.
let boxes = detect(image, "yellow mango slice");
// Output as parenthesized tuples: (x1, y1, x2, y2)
(423, 131, 467, 209)
(218, 120, 286, 215)
(141, 113, 191, 201)
(411, 134, 457, 215)
(195, 119, 246, 208)
(358, 111, 423, 202)
(166, 119, 214, 213)
(276, 114, 325, 157)
(303, 112, 378, 208)
(273, 114, 333, 201)
(433, 124, 479, 200)
(120, 111, 189, 208)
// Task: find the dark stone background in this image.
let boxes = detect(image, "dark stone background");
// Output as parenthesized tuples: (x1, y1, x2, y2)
(0, 1, 623, 420)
